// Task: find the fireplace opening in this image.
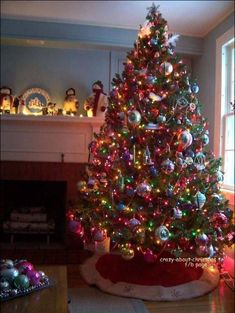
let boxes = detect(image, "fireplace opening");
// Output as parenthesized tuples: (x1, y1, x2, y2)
(0, 180, 67, 244)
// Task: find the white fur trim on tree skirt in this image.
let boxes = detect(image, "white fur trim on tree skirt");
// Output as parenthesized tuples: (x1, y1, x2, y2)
(80, 254, 220, 301)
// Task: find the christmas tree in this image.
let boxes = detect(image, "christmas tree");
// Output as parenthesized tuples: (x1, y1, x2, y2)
(70, 4, 234, 264)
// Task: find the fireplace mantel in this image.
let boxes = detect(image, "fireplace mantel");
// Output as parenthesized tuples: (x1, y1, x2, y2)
(1, 115, 104, 163)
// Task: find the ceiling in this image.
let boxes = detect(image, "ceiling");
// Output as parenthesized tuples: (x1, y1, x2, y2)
(1, 1, 234, 37)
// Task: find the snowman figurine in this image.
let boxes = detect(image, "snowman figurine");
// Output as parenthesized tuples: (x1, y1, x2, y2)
(84, 81, 108, 118)
(0, 86, 14, 114)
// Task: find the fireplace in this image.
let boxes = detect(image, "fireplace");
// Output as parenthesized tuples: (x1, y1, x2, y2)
(0, 179, 67, 243)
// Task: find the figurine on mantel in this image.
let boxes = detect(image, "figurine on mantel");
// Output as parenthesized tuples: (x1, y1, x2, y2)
(0, 86, 14, 114)
(13, 94, 25, 114)
(84, 81, 108, 118)
(63, 88, 79, 115)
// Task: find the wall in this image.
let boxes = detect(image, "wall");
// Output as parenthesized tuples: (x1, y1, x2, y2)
(192, 12, 234, 148)
(0, 18, 203, 115)
(1, 45, 110, 115)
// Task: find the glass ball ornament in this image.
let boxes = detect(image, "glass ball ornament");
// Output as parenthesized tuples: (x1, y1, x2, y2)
(26, 270, 41, 286)
(178, 130, 193, 149)
(15, 261, 34, 275)
(117, 202, 127, 211)
(166, 185, 174, 197)
(144, 249, 156, 263)
(121, 247, 135, 260)
(194, 152, 206, 171)
(149, 166, 158, 177)
(216, 171, 224, 183)
(0, 259, 14, 270)
(93, 228, 107, 242)
(211, 193, 222, 203)
(0, 279, 10, 291)
(0, 267, 19, 283)
(155, 225, 170, 241)
(68, 220, 84, 236)
(136, 182, 152, 197)
(191, 83, 199, 94)
(194, 191, 206, 209)
(160, 62, 173, 76)
(13, 274, 30, 289)
(127, 110, 141, 126)
(156, 114, 166, 123)
(161, 159, 175, 174)
(201, 134, 209, 146)
(212, 212, 228, 228)
(150, 38, 158, 46)
(195, 233, 209, 246)
(128, 218, 141, 230)
(176, 96, 189, 108)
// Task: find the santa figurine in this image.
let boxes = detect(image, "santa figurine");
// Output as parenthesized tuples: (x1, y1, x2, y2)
(84, 81, 108, 117)
(0, 86, 14, 114)
(63, 88, 79, 115)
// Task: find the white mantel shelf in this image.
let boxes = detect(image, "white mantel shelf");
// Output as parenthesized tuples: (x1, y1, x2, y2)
(1, 115, 104, 163)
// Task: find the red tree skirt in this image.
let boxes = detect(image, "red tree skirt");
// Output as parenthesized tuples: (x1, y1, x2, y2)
(80, 252, 220, 301)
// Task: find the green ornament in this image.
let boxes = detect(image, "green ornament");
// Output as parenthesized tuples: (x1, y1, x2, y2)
(13, 274, 30, 289)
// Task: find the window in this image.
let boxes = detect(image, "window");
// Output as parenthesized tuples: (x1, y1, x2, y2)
(215, 27, 234, 193)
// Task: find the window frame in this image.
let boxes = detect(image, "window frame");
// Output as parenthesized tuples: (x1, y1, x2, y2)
(214, 27, 234, 197)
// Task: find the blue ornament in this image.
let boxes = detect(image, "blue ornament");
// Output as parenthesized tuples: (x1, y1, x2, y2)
(126, 187, 135, 197)
(117, 203, 127, 211)
(194, 191, 206, 209)
(184, 149, 195, 158)
(146, 75, 157, 84)
(0, 267, 19, 283)
(191, 83, 199, 93)
(129, 218, 141, 230)
(195, 233, 209, 245)
(216, 171, 224, 183)
(211, 193, 222, 203)
(161, 159, 175, 174)
(166, 185, 174, 197)
(202, 134, 209, 146)
(224, 208, 233, 219)
(150, 38, 158, 46)
(149, 166, 158, 177)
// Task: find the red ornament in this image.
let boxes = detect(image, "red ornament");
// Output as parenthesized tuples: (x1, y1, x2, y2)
(212, 213, 228, 228)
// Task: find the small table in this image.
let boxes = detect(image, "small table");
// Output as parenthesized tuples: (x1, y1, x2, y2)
(1, 265, 68, 313)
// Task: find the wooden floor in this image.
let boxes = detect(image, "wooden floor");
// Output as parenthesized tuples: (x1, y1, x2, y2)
(67, 264, 234, 313)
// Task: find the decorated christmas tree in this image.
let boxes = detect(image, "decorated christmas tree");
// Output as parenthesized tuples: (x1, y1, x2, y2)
(70, 4, 234, 266)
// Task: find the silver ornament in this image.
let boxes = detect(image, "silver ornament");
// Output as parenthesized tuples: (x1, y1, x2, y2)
(136, 182, 152, 197)
(155, 226, 170, 241)
(128, 110, 141, 126)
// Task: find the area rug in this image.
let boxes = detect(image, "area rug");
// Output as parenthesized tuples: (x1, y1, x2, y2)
(68, 287, 149, 313)
(80, 252, 220, 301)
